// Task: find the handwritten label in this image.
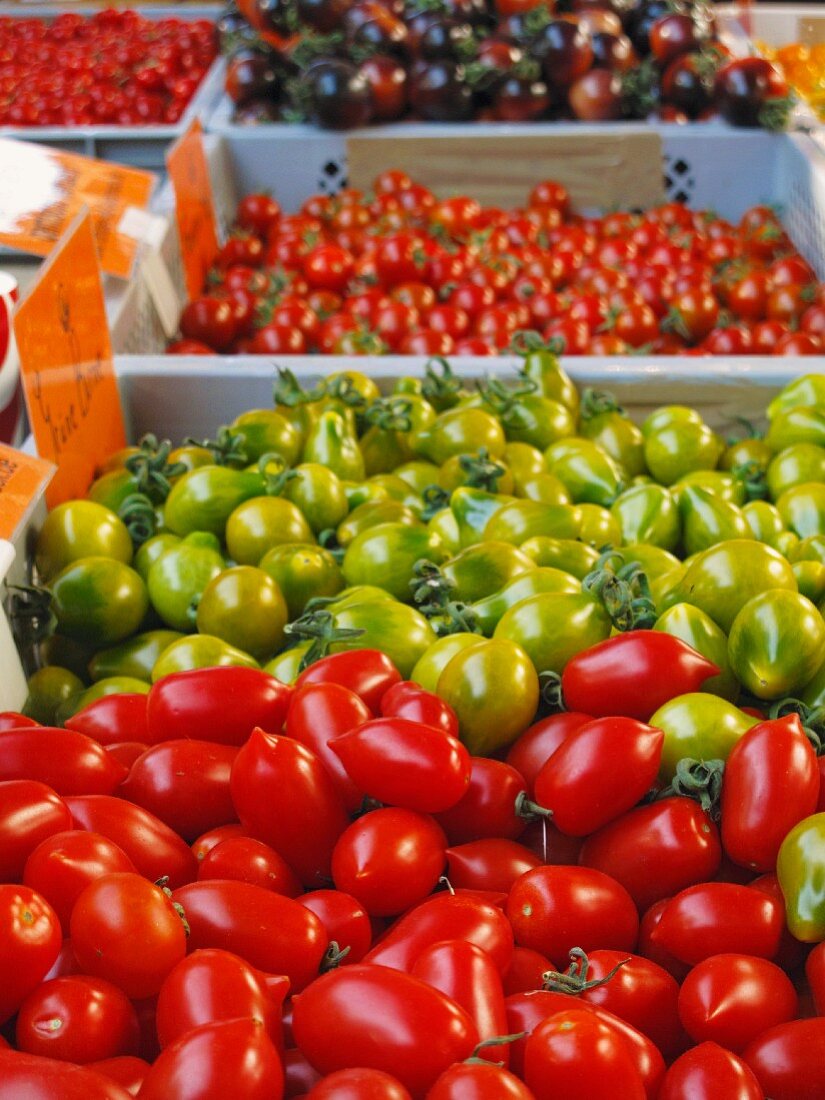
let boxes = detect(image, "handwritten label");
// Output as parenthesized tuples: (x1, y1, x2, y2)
(166, 119, 220, 298)
(0, 443, 54, 540)
(13, 209, 126, 507)
(0, 139, 156, 279)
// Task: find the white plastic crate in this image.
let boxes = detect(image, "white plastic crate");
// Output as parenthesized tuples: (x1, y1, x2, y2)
(0, 6, 225, 170)
(718, 3, 825, 49)
(112, 125, 825, 356)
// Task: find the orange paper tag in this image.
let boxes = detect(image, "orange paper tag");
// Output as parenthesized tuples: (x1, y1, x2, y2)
(0, 444, 54, 541)
(0, 138, 155, 279)
(166, 119, 220, 298)
(14, 210, 126, 507)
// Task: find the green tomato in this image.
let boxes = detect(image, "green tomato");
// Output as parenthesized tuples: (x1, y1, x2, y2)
(413, 407, 506, 465)
(167, 443, 214, 473)
(517, 473, 572, 507)
(282, 464, 348, 535)
(670, 470, 747, 507)
(57, 676, 150, 724)
(35, 501, 133, 581)
(471, 567, 580, 635)
(259, 543, 344, 620)
(621, 543, 682, 583)
(742, 501, 786, 547)
(768, 374, 825, 418)
(520, 351, 579, 415)
(650, 693, 758, 781)
(86, 469, 144, 513)
(611, 484, 680, 552)
(519, 536, 600, 579)
(505, 442, 546, 492)
(368, 475, 424, 514)
(643, 421, 723, 486)
(342, 523, 445, 603)
(794, 560, 825, 604)
(545, 439, 624, 506)
(427, 508, 460, 556)
(51, 557, 149, 646)
(654, 602, 739, 702)
(325, 586, 396, 613)
(231, 409, 302, 465)
(360, 424, 411, 477)
(147, 532, 224, 633)
(720, 437, 773, 474)
(767, 444, 825, 500)
(578, 504, 623, 549)
(337, 501, 421, 548)
(164, 466, 266, 538)
(395, 461, 441, 494)
(226, 497, 315, 566)
(443, 542, 536, 603)
(495, 394, 577, 451)
(302, 411, 365, 482)
(494, 591, 611, 675)
(195, 566, 288, 662)
(728, 589, 825, 700)
(343, 481, 389, 510)
(436, 637, 539, 756)
(89, 629, 183, 683)
(134, 534, 181, 583)
(332, 600, 436, 678)
(777, 813, 825, 942)
(410, 633, 485, 693)
(672, 539, 797, 633)
(483, 500, 581, 546)
(23, 666, 85, 725)
(151, 634, 259, 682)
(766, 406, 825, 452)
(776, 482, 825, 538)
(437, 453, 514, 497)
(580, 408, 646, 479)
(264, 646, 309, 683)
(642, 405, 704, 438)
(451, 488, 511, 548)
(791, 535, 825, 566)
(679, 486, 752, 557)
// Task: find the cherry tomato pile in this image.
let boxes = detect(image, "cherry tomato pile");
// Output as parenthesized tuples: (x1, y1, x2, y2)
(758, 41, 825, 122)
(0, 10, 217, 127)
(168, 172, 825, 358)
(220, 0, 791, 129)
(9, 364, 825, 1095)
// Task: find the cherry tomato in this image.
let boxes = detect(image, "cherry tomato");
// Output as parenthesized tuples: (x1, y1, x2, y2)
(380, 682, 459, 739)
(435, 759, 532, 844)
(0, 885, 61, 1024)
(197, 834, 302, 896)
(296, 650, 402, 713)
(650, 882, 783, 965)
(505, 712, 592, 796)
(299, 889, 373, 964)
(659, 1042, 763, 1100)
(446, 838, 541, 893)
(285, 683, 370, 813)
(16, 976, 139, 1063)
(0, 780, 73, 883)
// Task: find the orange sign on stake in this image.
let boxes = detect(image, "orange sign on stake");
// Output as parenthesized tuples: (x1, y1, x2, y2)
(14, 209, 126, 508)
(166, 119, 220, 298)
(0, 138, 155, 279)
(0, 444, 54, 541)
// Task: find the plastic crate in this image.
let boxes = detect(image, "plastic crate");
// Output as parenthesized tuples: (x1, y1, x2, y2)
(0, 7, 225, 170)
(717, 3, 825, 49)
(112, 125, 825, 355)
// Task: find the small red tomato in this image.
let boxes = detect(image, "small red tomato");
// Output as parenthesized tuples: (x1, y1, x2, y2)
(0, 780, 72, 883)
(659, 1041, 763, 1100)
(744, 1018, 825, 1099)
(0, 885, 62, 1024)
(197, 835, 303, 897)
(299, 889, 373, 965)
(650, 882, 783, 965)
(306, 1068, 412, 1099)
(435, 759, 532, 845)
(296, 650, 402, 713)
(380, 682, 459, 739)
(505, 712, 593, 796)
(16, 976, 139, 1063)
(446, 838, 541, 894)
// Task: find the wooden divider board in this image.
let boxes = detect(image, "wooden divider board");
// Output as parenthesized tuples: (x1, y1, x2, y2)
(347, 129, 665, 211)
(801, 17, 825, 46)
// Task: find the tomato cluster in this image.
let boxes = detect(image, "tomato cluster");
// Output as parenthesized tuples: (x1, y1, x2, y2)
(0, 10, 217, 127)
(759, 41, 825, 122)
(169, 172, 825, 358)
(4, 635, 825, 1098)
(222, 0, 791, 129)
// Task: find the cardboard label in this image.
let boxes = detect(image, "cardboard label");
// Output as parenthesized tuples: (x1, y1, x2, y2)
(0, 443, 54, 540)
(14, 210, 126, 507)
(801, 17, 825, 46)
(166, 119, 219, 299)
(0, 139, 155, 279)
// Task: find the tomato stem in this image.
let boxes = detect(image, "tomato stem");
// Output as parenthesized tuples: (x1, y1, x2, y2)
(655, 757, 725, 819)
(464, 1032, 529, 1066)
(541, 947, 630, 995)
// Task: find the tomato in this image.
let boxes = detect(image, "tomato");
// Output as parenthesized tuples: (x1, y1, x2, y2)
(306, 1068, 412, 1098)
(180, 297, 237, 353)
(285, 683, 370, 812)
(331, 808, 446, 917)
(0, 1050, 133, 1099)
(66, 695, 148, 747)
(659, 1042, 764, 1100)
(651, 882, 783, 965)
(532, 717, 663, 836)
(88, 1056, 150, 1096)
(231, 728, 349, 886)
(579, 798, 722, 912)
(171, 879, 326, 992)
(0, 780, 73, 882)
(118, 740, 237, 842)
(435, 759, 532, 845)
(237, 193, 281, 235)
(292, 964, 478, 1098)
(525, 1009, 646, 1100)
(296, 649, 402, 712)
(507, 866, 638, 967)
(744, 1018, 825, 1099)
(299, 889, 372, 964)
(0, 885, 61, 1023)
(0, 727, 127, 796)
(16, 976, 139, 1063)
(678, 954, 797, 1052)
(446, 838, 541, 893)
(70, 873, 187, 999)
(427, 1062, 534, 1099)
(66, 795, 197, 889)
(380, 681, 459, 739)
(146, 666, 292, 746)
(197, 834, 302, 896)
(23, 830, 135, 929)
(505, 712, 592, 796)
(139, 1018, 283, 1100)
(721, 713, 820, 871)
(155, 948, 289, 1050)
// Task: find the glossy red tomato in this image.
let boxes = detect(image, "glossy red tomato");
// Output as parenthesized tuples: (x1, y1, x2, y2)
(0, 884, 62, 1024)
(507, 865, 638, 966)
(197, 834, 302, 896)
(505, 713, 592, 796)
(23, 830, 136, 929)
(744, 1018, 825, 1098)
(446, 838, 541, 893)
(0, 1050, 133, 1099)
(296, 650, 402, 713)
(659, 1041, 763, 1100)
(66, 795, 197, 889)
(0, 727, 127, 796)
(331, 807, 446, 917)
(299, 889, 373, 964)
(66, 695, 148, 746)
(292, 964, 478, 1098)
(171, 879, 326, 992)
(330, 718, 470, 813)
(533, 717, 663, 836)
(503, 945, 554, 996)
(435, 759, 532, 844)
(306, 1068, 412, 1099)
(237, 193, 281, 235)
(231, 728, 349, 886)
(179, 297, 237, 353)
(650, 882, 783, 964)
(192, 823, 246, 864)
(16, 976, 139, 1063)
(87, 1056, 150, 1096)
(678, 954, 797, 1052)
(285, 683, 370, 813)
(139, 1018, 284, 1100)
(70, 873, 187, 999)
(579, 798, 722, 912)
(380, 682, 459, 739)
(0, 780, 72, 882)
(155, 948, 289, 1050)
(427, 1062, 534, 1100)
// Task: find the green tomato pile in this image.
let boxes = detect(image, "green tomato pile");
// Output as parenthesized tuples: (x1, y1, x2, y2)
(18, 356, 825, 756)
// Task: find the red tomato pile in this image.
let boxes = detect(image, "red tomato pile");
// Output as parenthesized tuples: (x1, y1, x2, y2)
(169, 172, 825, 358)
(0, 10, 217, 127)
(2, 640, 825, 1099)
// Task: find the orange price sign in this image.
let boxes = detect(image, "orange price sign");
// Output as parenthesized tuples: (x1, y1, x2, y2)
(14, 209, 126, 508)
(0, 444, 54, 541)
(166, 118, 220, 298)
(0, 138, 155, 279)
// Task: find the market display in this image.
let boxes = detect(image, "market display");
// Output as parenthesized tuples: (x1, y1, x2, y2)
(5, 361, 825, 1094)
(167, 173, 824, 357)
(0, 10, 217, 127)
(758, 41, 825, 122)
(219, 0, 792, 128)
